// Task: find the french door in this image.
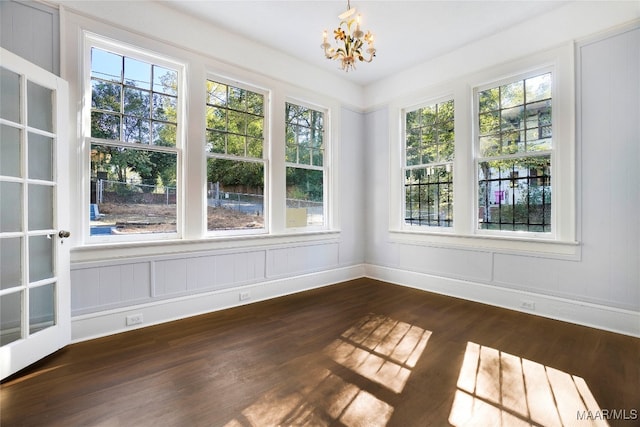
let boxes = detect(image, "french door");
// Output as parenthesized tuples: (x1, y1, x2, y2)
(0, 48, 70, 380)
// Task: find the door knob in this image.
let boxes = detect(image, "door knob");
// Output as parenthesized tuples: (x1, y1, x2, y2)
(58, 230, 71, 238)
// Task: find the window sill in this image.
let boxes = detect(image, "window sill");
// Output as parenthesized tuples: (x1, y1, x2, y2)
(71, 230, 341, 263)
(389, 229, 580, 260)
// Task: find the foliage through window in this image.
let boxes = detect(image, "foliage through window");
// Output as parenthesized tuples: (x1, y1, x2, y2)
(476, 72, 552, 232)
(206, 80, 265, 231)
(404, 100, 454, 227)
(285, 102, 325, 227)
(89, 45, 180, 238)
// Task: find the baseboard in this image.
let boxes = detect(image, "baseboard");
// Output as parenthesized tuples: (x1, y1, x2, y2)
(71, 264, 366, 342)
(365, 264, 640, 338)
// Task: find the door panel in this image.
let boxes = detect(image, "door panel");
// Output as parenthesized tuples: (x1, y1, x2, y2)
(0, 48, 70, 380)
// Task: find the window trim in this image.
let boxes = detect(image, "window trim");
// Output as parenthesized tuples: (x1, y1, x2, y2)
(389, 43, 577, 258)
(82, 32, 186, 244)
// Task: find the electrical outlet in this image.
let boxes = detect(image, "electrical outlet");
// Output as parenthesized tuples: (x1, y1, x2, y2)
(239, 291, 251, 301)
(126, 313, 144, 326)
(520, 300, 536, 311)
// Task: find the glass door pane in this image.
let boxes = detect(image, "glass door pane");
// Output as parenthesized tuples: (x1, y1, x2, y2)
(0, 67, 20, 122)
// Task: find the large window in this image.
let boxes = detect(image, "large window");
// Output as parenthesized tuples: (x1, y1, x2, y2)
(392, 46, 575, 253)
(88, 40, 182, 240)
(205, 79, 266, 233)
(404, 99, 454, 228)
(285, 102, 326, 228)
(476, 72, 552, 233)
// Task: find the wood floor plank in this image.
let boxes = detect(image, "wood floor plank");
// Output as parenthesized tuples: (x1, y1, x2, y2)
(2, 278, 638, 426)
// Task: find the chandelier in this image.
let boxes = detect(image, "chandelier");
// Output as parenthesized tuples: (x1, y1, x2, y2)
(321, 0, 376, 72)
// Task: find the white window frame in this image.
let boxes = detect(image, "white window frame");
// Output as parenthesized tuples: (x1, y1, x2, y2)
(284, 98, 331, 232)
(204, 73, 270, 237)
(389, 44, 578, 258)
(473, 67, 554, 238)
(402, 96, 455, 231)
(82, 32, 186, 244)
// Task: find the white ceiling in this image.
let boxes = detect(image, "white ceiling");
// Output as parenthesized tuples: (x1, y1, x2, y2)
(161, 1, 570, 86)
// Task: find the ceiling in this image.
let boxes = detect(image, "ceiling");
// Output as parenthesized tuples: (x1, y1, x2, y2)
(161, 1, 569, 86)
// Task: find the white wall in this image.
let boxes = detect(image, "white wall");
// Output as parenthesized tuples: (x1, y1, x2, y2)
(53, 2, 367, 340)
(4, 1, 637, 340)
(363, 24, 640, 336)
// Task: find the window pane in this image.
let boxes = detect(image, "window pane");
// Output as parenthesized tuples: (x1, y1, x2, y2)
(478, 87, 499, 113)
(28, 185, 53, 230)
(91, 112, 121, 139)
(30, 283, 56, 334)
(285, 103, 324, 167)
(404, 166, 453, 227)
(1, 291, 22, 346)
(152, 94, 177, 122)
(1, 125, 21, 177)
(0, 182, 21, 232)
(1, 237, 22, 290)
(124, 87, 151, 118)
(92, 79, 121, 112)
(27, 81, 53, 132)
(29, 235, 53, 282)
(207, 158, 264, 231)
(91, 48, 122, 82)
(152, 122, 177, 146)
(153, 66, 178, 96)
(501, 81, 524, 108)
(477, 156, 551, 232)
(1, 67, 21, 123)
(525, 73, 551, 103)
(286, 167, 323, 227)
(28, 133, 53, 181)
(206, 130, 226, 154)
(123, 116, 150, 144)
(207, 81, 227, 106)
(89, 144, 177, 236)
(124, 57, 151, 90)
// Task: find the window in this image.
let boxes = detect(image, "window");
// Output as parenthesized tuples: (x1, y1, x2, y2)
(404, 100, 454, 228)
(88, 40, 182, 240)
(476, 72, 552, 233)
(205, 79, 266, 233)
(390, 45, 576, 254)
(285, 102, 326, 228)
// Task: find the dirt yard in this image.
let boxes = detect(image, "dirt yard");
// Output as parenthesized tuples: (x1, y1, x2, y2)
(95, 203, 264, 232)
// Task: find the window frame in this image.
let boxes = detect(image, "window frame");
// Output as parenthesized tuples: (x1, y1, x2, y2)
(82, 32, 186, 244)
(473, 67, 554, 238)
(389, 44, 577, 258)
(284, 98, 330, 232)
(402, 96, 455, 231)
(204, 74, 270, 237)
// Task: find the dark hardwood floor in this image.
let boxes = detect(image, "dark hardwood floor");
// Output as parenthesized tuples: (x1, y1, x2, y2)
(2, 278, 639, 426)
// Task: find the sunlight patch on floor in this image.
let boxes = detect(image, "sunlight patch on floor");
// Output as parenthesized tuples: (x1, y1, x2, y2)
(325, 314, 431, 393)
(223, 314, 430, 427)
(449, 342, 608, 427)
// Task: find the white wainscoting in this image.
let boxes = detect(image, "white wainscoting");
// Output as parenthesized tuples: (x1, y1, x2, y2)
(365, 264, 640, 338)
(70, 240, 358, 342)
(71, 264, 364, 342)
